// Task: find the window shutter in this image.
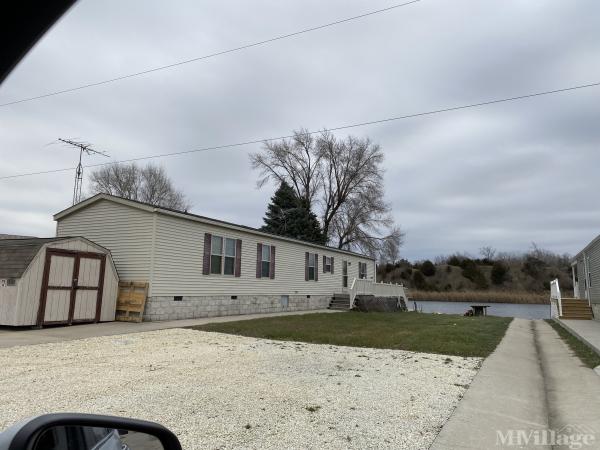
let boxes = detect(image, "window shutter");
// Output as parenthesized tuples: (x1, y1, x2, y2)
(331, 257, 334, 274)
(323, 255, 326, 273)
(315, 253, 319, 281)
(234, 239, 242, 277)
(269, 245, 276, 279)
(305, 252, 309, 281)
(202, 233, 211, 275)
(256, 243, 262, 278)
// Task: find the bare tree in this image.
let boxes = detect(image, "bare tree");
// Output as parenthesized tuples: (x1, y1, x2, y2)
(89, 163, 190, 211)
(250, 129, 402, 258)
(479, 246, 497, 260)
(250, 129, 322, 205)
(318, 132, 385, 239)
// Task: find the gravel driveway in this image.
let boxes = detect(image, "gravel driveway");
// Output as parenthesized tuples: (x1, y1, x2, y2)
(0, 328, 481, 449)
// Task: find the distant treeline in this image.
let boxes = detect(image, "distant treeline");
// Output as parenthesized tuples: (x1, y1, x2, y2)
(377, 244, 572, 299)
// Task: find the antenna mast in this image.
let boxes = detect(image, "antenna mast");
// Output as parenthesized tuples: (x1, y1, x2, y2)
(58, 138, 109, 205)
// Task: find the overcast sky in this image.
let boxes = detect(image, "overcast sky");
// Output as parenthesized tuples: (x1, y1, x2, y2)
(1, 0, 599, 260)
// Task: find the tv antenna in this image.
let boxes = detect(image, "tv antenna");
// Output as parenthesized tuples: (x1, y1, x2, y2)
(58, 138, 109, 205)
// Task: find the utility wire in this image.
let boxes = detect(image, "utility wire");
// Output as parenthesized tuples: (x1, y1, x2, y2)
(0, 1, 420, 108)
(1, 80, 598, 181)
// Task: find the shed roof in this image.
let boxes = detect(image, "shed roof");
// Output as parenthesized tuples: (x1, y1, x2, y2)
(0, 237, 68, 279)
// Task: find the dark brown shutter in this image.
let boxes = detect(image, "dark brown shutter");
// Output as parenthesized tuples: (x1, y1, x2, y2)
(305, 252, 309, 281)
(331, 257, 334, 274)
(323, 255, 326, 273)
(269, 245, 276, 279)
(256, 243, 262, 278)
(234, 239, 242, 277)
(202, 233, 212, 275)
(315, 253, 319, 281)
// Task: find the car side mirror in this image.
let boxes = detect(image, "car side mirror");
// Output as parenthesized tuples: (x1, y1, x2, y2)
(0, 413, 182, 450)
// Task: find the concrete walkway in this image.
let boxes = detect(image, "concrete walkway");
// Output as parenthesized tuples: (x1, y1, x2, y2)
(557, 318, 600, 357)
(0, 309, 338, 349)
(431, 319, 600, 449)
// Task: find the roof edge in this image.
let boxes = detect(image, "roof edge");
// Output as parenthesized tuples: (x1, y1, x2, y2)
(53, 194, 376, 260)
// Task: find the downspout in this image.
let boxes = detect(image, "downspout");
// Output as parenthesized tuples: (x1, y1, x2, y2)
(570, 261, 578, 299)
(584, 253, 592, 307)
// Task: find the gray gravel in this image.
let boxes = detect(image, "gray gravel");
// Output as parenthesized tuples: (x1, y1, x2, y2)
(0, 328, 481, 449)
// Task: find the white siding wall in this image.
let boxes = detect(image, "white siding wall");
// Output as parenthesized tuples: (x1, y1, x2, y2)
(586, 241, 600, 306)
(151, 213, 376, 297)
(57, 199, 153, 281)
(0, 282, 19, 325)
(10, 238, 119, 326)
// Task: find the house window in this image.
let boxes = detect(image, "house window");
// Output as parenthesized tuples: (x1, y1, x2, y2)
(308, 253, 316, 280)
(359, 262, 367, 279)
(224, 237, 236, 275)
(261, 244, 271, 278)
(342, 260, 348, 288)
(211, 235, 236, 275)
(324, 256, 332, 273)
(7, 279, 15, 286)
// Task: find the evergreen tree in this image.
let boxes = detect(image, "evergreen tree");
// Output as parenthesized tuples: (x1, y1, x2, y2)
(261, 182, 325, 245)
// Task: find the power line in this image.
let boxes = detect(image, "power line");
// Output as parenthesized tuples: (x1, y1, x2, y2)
(0, 1, 421, 108)
(1, 80, 598, 181)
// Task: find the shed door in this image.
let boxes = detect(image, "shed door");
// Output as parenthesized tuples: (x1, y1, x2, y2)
(37, 250, 106, 326)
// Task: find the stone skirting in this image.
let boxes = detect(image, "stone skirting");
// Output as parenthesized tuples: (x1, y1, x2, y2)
(143, 294, 330, 321)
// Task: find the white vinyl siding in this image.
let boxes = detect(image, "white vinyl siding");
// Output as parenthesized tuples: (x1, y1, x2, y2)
(150, 212, 374, 297)
(54, 196, 376, 298)
(56, 199, 153, 282)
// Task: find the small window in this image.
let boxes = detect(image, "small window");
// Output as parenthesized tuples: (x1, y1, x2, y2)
(173, 296, 182, 301)
(261, 244, 271, 278)
(359, 262, 367, 279)
(308, 253, 316, 280)
(211, 235, 236, 275)
(7, 279, 15, 286)
(324, 256, 332, 273)
(210, 235, 223, 275)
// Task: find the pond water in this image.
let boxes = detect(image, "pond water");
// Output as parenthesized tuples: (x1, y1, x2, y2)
(409, 300, 551, 320)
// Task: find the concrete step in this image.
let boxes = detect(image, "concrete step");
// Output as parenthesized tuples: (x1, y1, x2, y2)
(328, 305, 349, 311)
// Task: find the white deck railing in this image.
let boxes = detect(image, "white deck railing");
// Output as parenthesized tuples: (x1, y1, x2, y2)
(348, 278, 408, 309)
(550, 278, 562, 318)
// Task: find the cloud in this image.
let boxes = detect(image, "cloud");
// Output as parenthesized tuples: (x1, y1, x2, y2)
(1, 0, 599, 260)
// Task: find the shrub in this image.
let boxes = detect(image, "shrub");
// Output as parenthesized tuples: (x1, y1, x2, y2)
(412, 270, 427, 290)
(421, 260, 436, 277)
(447, 255, 462, 267)
(522, 256, 546, 278)
(461, 260, 489, 289)
(491, 262, 509, 285)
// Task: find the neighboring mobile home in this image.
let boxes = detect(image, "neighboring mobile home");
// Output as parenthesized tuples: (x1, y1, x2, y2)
(54, 194, 376, 321)
(572, 234, 600, 319)
(0, 237, 119, 326)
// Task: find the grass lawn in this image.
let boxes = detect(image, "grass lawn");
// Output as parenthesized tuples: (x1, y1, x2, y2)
(190, 312, 513, 357)
(546, 320, 600, 369)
